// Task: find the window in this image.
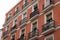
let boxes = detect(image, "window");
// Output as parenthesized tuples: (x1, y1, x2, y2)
(21, 29, 25, 35)
(44, 10, 53, 23)
(6, 26, 9, 31)
(23, 0, 28, 8)
(8, 13, 11, 18)
(7, 13, 11, 20)
(13, 19, 17, 26)
(31, 20, 38, 31)
(45, 34, 54, 40)
(32, 22, 37, 31)
(32, 4, 38, 12)
(34, 4, 38, 11)
(46, 12, 52, 23)
(23, 0, 25, 4)
(15, 19, 17, 23)
(32, 6, 34, 12)
(22, 12, 27, 19)
(20, 29, 25, 40)
(14, 7, 19, 15)
(15, 7, 19, 12)
(23, 0, 28, 4)
(44, 0, 52, 7)
(11, 35, 15, 40)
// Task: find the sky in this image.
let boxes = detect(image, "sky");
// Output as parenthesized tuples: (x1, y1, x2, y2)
(0, 0, 21, 29)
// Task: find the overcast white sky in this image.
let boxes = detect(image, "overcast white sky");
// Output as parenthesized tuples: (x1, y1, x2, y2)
(0, 0, 21, 29)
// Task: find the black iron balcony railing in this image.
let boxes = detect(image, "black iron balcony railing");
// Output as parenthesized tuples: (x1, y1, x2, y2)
(22, 2, 28, 9)
(28, 29, 38, 39)
(11, 24, 17, 31)
(18, 34, 25, 40)
(30, 9, 39, 19)
(42, 20, 55, 32)
(42, 0, 54, 10)
(3, 30, 8, 36)
(20, 17, 27, 25)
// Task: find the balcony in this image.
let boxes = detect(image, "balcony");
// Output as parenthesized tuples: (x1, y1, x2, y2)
(41, 20, 55, 35)
(28, 29, 38, 40)
(20, 17, 27, 27)
(30, 9, 39, 21)
(3, 30, 8, 37)
(42, 0, 54, 12)
(10, 24, 17, 33)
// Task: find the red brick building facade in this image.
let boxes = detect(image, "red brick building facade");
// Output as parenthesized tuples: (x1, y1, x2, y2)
(2, 0, 60, 40)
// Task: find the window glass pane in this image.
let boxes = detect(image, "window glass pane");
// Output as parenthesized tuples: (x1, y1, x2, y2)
(11, 35, 15, 40)
(21, 29, 25, 34)
(45, 0, 50, 7)
(23, 12, 26, 18)
(34, 4, 38, 10)
(15, 7, 18, 12)
(46, 12, 52, 23)
(32, 22, 37, 30)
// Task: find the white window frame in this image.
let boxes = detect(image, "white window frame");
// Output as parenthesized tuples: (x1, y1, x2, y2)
(8, 12, 11, 18)
(44, 0, 50, 7)
(32, 4, 38, 12)
(22, 12, 27, 19)
(6, 26, 8, 31)
(23, 0, 25, 5)
(31, 19, 38, 31)
(11, 34, 15, 40)
(45, 34, 54, 40)
(44, 10, 54, 24)
(15, 7, 18, 12)
(32, 6, 34, 12)
(13, 18, 17, 27)
(20, 27, 26, 37)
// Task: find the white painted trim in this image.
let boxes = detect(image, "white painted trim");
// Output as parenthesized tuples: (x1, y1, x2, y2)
(26, 20, 31, 24)
(44, 0, 46, 7)
(32, 5, 34, 12)
(45, 34, 54, 40)
(31, 19, 38, 31)
(44, 10, 53, 23)
(54, 1, 60, 6)
(41, 27, 55, 35)
(39, 35, 44, 38)
(23, 0, 25, 5)
(56, 26, 60, 30)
